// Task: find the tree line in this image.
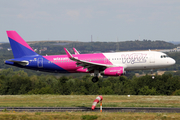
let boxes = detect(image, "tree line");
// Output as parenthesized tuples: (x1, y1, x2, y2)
(0, 68, 180, 95)
(66, 40, 175, 53)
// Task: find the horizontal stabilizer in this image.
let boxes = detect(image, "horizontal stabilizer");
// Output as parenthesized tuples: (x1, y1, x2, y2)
(6, 59, 29, 66)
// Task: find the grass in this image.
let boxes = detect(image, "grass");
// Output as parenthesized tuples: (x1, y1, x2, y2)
(0, 95, 180, 120)
(0, 95, 179, 108)
(0, 111, 180, 120)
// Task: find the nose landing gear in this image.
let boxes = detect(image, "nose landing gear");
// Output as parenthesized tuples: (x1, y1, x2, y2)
(151, 69, 155, 79)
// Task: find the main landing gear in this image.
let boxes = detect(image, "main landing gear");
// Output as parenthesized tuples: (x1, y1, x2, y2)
(92, 77, 99, 83)
(91, 70, 99, 83)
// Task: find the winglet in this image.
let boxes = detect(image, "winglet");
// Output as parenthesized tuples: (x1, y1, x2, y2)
(64, 48, 73, 58)
(73, 48, 80, 54)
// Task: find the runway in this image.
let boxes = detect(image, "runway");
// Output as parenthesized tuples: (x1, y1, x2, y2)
(0, 107, 180, 113)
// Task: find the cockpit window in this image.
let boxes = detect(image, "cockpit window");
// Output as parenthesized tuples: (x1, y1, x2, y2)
(161, 55, 168, 58)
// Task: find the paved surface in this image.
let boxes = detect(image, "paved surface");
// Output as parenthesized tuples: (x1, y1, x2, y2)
(0, 107, 180, 113)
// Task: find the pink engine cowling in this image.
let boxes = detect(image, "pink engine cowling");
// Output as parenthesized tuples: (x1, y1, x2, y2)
(101, 67, 125, 76)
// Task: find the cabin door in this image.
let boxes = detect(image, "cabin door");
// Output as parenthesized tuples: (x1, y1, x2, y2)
(38, 58, 43, 68)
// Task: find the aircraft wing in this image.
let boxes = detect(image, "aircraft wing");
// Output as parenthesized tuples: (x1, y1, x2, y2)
(64, 48, 124, 72)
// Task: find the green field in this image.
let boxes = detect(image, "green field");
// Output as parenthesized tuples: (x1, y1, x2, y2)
(0, 95, 180, 108)
(0, 95, 180, 120)
(0, 111, 180, 120)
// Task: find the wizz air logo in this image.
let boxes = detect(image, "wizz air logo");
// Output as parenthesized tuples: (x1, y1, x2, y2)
(121, 53, 147, 64)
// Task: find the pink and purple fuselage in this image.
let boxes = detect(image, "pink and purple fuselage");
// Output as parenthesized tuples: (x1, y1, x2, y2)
(6, 31, 120, 75)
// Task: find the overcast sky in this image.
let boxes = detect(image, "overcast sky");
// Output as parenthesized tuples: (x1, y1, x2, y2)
(1, 0, 180, 42)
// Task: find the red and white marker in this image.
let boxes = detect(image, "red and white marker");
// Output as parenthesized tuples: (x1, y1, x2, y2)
(91, 96, 103, 110)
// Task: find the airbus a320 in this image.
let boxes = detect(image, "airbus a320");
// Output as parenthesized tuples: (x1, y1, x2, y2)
(5, 31, 176, 82)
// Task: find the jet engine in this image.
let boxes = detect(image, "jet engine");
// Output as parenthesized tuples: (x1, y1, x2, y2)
(101, 67, 125, 76)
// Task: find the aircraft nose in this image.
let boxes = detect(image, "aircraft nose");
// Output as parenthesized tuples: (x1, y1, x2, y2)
(170, 58, 176, 65)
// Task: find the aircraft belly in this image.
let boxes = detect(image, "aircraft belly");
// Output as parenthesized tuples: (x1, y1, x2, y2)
(126, 62, 151, 70)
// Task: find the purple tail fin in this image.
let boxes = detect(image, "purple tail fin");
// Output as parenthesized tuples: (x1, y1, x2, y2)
(6, 31, 39, 58)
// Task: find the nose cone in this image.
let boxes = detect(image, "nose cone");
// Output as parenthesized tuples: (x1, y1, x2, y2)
(170, 58, 176, 65)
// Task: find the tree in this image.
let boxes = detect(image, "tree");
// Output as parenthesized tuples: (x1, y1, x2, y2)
(138, 86, 157, 95)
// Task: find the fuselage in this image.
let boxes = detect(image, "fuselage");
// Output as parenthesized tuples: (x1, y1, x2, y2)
(5, 30, 176, 80)
(6, 51, 175, 73)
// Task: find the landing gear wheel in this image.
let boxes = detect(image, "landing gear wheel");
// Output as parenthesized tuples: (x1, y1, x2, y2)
(92, 77, 99, 83)
(150, 69, 155, 79)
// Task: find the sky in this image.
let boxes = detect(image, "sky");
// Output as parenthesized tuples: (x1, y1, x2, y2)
(0, 0, 180, 42)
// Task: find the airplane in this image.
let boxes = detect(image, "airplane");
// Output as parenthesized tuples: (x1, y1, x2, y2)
(5, 31, 176, 82)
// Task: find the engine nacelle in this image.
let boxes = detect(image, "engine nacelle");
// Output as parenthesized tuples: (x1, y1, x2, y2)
(101, 67, 125, 76)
